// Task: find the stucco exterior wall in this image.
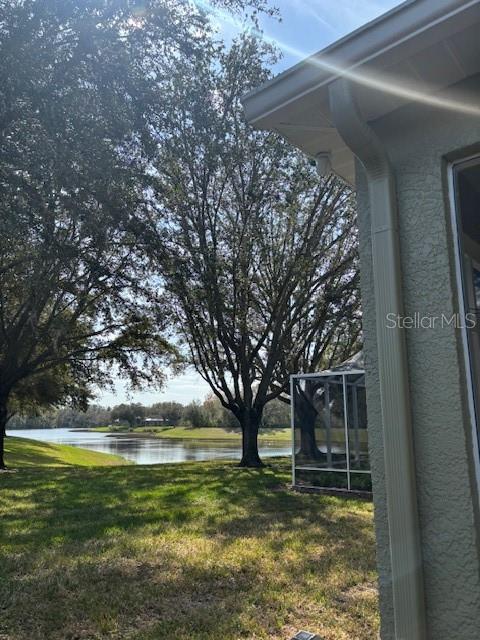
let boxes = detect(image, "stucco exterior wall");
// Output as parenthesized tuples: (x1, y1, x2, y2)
(358, 75, 480, 639)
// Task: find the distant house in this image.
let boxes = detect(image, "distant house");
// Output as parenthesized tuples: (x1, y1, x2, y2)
(244, 1, 480, 638)
(143, 417, 166, 427)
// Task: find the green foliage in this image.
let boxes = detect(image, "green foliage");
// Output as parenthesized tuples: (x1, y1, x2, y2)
(0, 0, 214, 462)
(8, 403, 111, 430)
(0, 0, 280, 468)
(201, 393, 240, 428)
(261, 397, 290, 428)
(0, 0, 360, 470)
(0, 0, 187, 386)
(6, 395, 290, 431)
(181, 400, 206, 428)
(111, 402, 146, 429)
(7, 365, 93, 423)
(147, 400, 184, 425)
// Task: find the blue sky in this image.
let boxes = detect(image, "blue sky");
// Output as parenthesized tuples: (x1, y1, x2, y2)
(219, 0, 404, 72)
(96, 0, 402, 408)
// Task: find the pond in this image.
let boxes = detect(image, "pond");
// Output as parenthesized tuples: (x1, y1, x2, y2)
(7, 428, 291, 465)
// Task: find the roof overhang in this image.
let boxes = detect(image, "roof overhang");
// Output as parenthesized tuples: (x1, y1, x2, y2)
(243, 0, 480, 186)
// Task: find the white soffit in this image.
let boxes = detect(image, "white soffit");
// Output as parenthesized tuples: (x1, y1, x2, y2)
(243, 0, 480, 186)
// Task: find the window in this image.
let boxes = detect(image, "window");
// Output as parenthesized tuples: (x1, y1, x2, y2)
(452, 158, 480, 458)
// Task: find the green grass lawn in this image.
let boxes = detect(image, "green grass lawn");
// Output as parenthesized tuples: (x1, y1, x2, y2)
(0, 445, 378, 640)
(4, 436, 131, 467)
(95, 425, 291, 442)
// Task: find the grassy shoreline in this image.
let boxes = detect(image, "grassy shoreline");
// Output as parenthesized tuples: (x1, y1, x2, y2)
(0, 456, 378, 640)
(4, 436, 131, 468)
(91, 425, 291, 443)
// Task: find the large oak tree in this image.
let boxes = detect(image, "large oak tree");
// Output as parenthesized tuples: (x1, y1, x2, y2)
(144, 36, 361, 466)
(0, 0, 237, 468)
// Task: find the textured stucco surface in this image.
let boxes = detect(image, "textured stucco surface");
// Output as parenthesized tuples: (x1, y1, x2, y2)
(357, 75, 480, 639)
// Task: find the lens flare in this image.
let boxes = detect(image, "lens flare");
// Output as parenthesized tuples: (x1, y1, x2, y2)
(193, 0, 480, 118)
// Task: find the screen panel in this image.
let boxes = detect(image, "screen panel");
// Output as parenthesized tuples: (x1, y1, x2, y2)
(346, 373, 369, 472)
(292, 372, 371, 492)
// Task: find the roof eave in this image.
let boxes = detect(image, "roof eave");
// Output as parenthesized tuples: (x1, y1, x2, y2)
(242, 0, 479, 128)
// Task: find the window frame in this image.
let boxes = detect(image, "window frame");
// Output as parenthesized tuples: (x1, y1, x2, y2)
(448, 155, 480, 493)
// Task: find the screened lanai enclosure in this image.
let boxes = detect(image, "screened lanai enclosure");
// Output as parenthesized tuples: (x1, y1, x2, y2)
(291, 354, 372, 492)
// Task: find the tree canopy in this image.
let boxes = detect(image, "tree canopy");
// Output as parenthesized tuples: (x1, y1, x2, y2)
(143, 35, 361, 466)
(0, 0, 234, 467)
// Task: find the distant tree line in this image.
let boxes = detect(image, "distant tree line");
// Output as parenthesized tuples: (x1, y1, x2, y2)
(7, 395, 290, 431)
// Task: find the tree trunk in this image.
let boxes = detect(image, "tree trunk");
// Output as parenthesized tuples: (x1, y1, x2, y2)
(0, 399, 8, 470)
(295, 387, 324, 461)
(239, 409, 263, 467)
(298, 410, 324, 461)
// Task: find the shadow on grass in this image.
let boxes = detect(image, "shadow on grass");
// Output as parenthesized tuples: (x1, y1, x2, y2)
(4, 438, 80, 467)
(1, 461, 373, 555)
(2, 534, 307, 640)
(4, 436, 125, 469)
(0, 460, 377, 640)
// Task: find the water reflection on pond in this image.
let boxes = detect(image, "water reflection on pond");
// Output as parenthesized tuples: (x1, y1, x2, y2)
(8, 428, 291, 465)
